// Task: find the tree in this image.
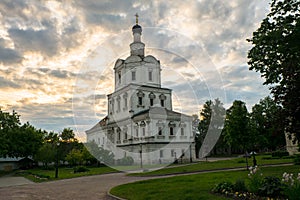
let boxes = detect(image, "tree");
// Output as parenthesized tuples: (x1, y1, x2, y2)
(247, 0, 300, 141)
(35, 143, 56, 167)
(195, 101, 211, 158)
(58, 128, 79, 163)
(0, 110, 44, 158)
(65, 149, 84, 166)
(250, 96, 285, 151)
(196, 99, 226, 157)
(224, 100, 251, 153)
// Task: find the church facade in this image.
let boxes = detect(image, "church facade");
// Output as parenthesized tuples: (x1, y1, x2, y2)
(86, 17, 195, 165)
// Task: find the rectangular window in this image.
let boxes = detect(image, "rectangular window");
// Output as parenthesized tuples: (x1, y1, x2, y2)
(142, 127, 145, 136)
(124, 131, 127, 140)
(118, 132, 121, 141)
(158, 127, 162, 135)
(117, 100, 121, 112)
(150, 98, 154, 106)
(124, 97, 127, 109)
(160, 150, 163, 158)
(118, 71, 121, 84)
(161, 99, 164, 107)
(149, 71, 152, 81)
(136, 128, 139, 137)
(181, 127, 184, 136)
(170, 127, 174, 135)
(132, 71, 136, 81)
(138, 97, 143, 105)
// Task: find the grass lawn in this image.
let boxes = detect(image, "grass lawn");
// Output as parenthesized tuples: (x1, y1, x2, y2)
(16, 166, 118, 182)
(110, 165, 300, 200)
(129, 155, 294, 176)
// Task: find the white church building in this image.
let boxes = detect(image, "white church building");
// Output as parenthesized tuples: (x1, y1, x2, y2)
(86, 16, 195, 165)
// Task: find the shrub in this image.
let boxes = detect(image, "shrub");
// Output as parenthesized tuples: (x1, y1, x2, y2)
(271, 151, 289, 158)
(73, 166, 90, 173)
(248, 166, 263, 193)
(282, 172, 300, 200)
(234, 179, 247, 192)
(237, 159, 246, 163)
(258, 176, 283, 198)
(212, 181, 234, 195)
(293, 154, 300, 165)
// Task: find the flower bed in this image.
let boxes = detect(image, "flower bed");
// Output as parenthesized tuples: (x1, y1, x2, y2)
(212, 166, 300, 200)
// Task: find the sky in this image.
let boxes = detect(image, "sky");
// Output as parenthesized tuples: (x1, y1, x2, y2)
(0, 0, 271, 140)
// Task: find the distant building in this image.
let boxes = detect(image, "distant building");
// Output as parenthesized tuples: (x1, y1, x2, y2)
(285, 133, 299, 155)
(86, 15, 195, 165)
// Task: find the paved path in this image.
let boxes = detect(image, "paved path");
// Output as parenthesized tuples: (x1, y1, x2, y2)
(0, 173, 149, 200)
(0, 176, 34, 188)
(0, 163, 292, 200)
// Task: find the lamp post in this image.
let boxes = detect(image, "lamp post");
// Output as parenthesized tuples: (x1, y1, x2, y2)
(55, 142, 60, 178)
(139, 143, 143, 169)
(250, 151, 257, 167)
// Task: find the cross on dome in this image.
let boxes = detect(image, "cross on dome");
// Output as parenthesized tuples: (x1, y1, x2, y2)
(135, 13, 139, 24)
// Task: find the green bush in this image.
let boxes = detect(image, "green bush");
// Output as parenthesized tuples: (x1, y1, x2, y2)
(284, 183, 300, 200)
(271, 151, 289, 158)
(212, 181, 234, 194)
(293, 154, 300, 165)
(73, 166, 90, 173)
(248, 167, 263, 194)
(234, 179, 247, 192)
(258, 176, 283, 198)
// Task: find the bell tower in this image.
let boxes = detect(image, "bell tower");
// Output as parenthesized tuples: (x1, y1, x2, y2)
(130, 13, 145, 57)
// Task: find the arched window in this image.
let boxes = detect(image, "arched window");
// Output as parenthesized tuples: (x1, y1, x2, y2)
(117, 128, 121, 141)
(117, 96, 121, 112)
(159, 94, 166, 107)
(123, 93, 128, 109)
(123, 126, 128, 140)
(118, 71, 121, 84)
(149, 92, 156, 106)
(137, 91, 145, 107)
(168, 121, 176, 136)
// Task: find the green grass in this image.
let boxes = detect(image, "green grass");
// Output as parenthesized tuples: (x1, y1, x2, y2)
(16, 166, 118, 182)
(110, 165, 300, 200)
(129, 155, 294, 176)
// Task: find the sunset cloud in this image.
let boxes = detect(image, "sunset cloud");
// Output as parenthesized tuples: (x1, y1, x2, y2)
(0, 0, 271, 140)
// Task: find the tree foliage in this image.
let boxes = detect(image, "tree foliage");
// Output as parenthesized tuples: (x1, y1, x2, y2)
(250, 96, 285, 150)
(247, 0, 300, 141)
(34, 143, 56, 166)
(196, 99, 226, 157)
(0, 110, 44, 158)
(224, 100, 251, 152)
(195, 100, 212, 157)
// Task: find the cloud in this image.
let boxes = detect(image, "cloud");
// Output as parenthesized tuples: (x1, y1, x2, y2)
(0, 0, 272, 139)
(0, 39, 22, 64)
(8, 27, 59, 57)
(0, 76, 20, 88)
